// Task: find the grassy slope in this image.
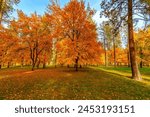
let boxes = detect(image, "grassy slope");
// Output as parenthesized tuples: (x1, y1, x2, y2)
(0, 67, 150, 100)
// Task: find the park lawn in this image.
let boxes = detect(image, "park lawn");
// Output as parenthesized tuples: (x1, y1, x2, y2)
(93, 66, 150, 83)
(96, 66, 150, 76)
(0, 67, 150, 100)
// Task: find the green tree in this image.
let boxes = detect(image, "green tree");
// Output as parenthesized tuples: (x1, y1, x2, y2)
(100, 0, 146, 80)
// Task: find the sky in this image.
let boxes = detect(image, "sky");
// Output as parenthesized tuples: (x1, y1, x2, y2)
(11, 0, 146, 28)
(12, 0, 105, 25)
(14, 0, 100, 14)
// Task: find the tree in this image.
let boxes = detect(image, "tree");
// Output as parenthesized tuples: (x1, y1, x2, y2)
(128, 0, 141, 80)
(53, 0, 102, 71)
(0, 23, 19, 68)
(100, 0, 144, 80)
(11, 11, 53, 70)
(99, 21, 121, 67)
(99, 22, 111, 66)
(134, 28, 150, 67)
(0, 0, 20, 23)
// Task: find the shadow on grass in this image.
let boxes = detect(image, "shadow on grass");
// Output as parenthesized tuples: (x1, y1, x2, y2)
(62, 68, 90, 72)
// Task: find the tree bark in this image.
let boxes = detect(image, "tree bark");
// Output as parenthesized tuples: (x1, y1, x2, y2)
(113, 37, 116, 67)
(140, 47, 143, 68)
(75, 57, 79, 71)
(43, 62, 46, 68)
(0, 12, 2, 24)
(127, 49, 131, 67)
(0, 1, 3, 23)
(43, 58, 46, 69)
(0, 0, 6, 24)
(7, 62, 10, 68)
(32, 62, 35, 71)
(128, 0, 141, 80)
(0, 1, 4, 69)
(104, 36, 108, 66)
(36, 59, 40, 68)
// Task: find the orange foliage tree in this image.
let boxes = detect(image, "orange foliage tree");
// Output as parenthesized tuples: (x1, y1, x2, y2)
(0, 0, 103, 71)
(134, 28, 150, 67)
(0, 24, 19, 68)
(50, 0, 102, 71)
(9, 11, 53, 70)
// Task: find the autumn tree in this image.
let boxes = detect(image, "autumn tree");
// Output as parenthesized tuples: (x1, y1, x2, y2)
(10, 11, 52, 70)
(134, 28, 150, 68)
(0, 23, 19, 68)
(46, 2, 62, 67)
(0, 0, 19, 68)
(52, 0, 102, 71)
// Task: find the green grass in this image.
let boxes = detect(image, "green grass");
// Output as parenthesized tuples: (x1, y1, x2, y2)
(0, 67, 150, 100)
(96, 66, 150, 76)
(93, 66, 150, 83)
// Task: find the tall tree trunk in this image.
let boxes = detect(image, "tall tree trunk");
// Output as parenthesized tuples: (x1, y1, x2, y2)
(0, 0, 5, 24)
(0, 12, 2, 24)
(105, 49, 107, 66)
(104, 37, 108, 66)
(0, 4, 3, 24)
(113, 37, 116, 67)
(128, 0, 141, 80)
(127, 49, 131, 67)
(0, 1, 4, 69)
(140, 47, 143, 68)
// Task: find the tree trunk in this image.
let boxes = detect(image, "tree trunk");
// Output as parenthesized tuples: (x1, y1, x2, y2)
(104, 37, 108, 66)
(32, 64, 35, 71)
(21, 57, 24, 67)
(127, 49, 131, 67)
(36, 59, 40, 68)
(128, 0, 141, 80)
(0, 7, 3, 24)
(113, 37, 116, 67)
(0, 0, 5, 24)
(43, 62, 46, 68)
(105, 49, 108, 67)
(31, 59, 35, 71)
(0, 1, 3, 69)
(7, 62, 10, 68)
(140, 47, 143, 68)
(0, 12, 2, 24)
(75, 57, 79, 71)
(43, 58, 46, 69)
